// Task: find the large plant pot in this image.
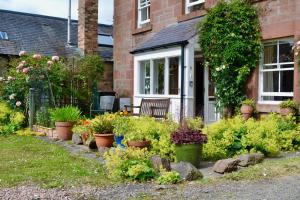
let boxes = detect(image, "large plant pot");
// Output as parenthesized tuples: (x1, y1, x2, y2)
(115, 135, 125, 148)
(241, 105, 254, 120)
(127, 140, 151, 149)
(55, 122, 73, 140)
(175, 144, 203, 168)
(94, 133, 114, 148)
(280, 108, 295, 116)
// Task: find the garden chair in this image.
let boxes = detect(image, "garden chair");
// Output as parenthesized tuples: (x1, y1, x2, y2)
(124, 98, 170, 119)
(90, 91, 116, 117)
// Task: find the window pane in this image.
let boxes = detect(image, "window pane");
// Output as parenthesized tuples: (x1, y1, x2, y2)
(97, 35, 113, 46)
(280, 70, 294, 92)
(169, 57, 179, 95)
(153, 59, 165, 94)
(263, 71, 279, 92)
(264, 44, 277, 64)
(262, 65, 277, 70)
(262, 96, 292, 101)
(279, 42, 293, 63)
(140, 60, 150, 94)
(141, 7, 148, 21)
(280, 64, 294, 69)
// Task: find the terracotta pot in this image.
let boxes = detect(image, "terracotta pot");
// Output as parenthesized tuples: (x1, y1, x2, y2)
(55, 122, 73, 140)
(241, 105, 254, 120)
(280, 108, 295, 116)
(94, 133, 114, 148)
(127, 140, 151, 149)
(81, 132, 89, 144)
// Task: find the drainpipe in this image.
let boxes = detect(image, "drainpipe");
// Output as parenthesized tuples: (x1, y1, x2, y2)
(67, 0, 72, 45)
(180, 43, 187, 123)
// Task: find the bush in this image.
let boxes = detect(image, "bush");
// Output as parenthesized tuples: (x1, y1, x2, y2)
(156, 171, 180, 185)
(202, 114, 300, 160)
(279, 99, 299, 112)
(50, 106, 81, 123)
(36, 107, 53, 127)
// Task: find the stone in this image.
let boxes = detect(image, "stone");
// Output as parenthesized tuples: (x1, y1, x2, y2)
(72, 134, 83, 145)
(150, 155, 171, 171)
(171, 162, 203, 181)
(237, 153, 264, 167)
(86, 137, 97, 150)
(213, 158, 241, 174)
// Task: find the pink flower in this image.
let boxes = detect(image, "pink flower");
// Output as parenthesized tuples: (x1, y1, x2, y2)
(19, 51, 27, 57)
(16, 101, 22, 107)
(33, 54, 42, 60)
(22, 67, 30, 74)
(52, 56, 59, 62)
(16, 63, 24, 70)
(47, 60, 54, 65)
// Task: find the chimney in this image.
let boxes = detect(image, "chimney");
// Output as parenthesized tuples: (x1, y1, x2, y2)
(78, 0, 98, 54)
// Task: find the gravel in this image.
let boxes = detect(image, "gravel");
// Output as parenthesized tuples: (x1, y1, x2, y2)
(1, 175, 300, 200)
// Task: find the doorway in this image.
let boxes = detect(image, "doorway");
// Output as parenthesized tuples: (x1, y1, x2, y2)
(194, 57, 204, 118)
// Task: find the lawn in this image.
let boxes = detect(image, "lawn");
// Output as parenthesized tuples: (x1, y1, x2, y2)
(0, 135, 111, 188)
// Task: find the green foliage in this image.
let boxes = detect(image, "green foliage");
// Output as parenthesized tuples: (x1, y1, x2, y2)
(241, 99, 255, 107)
(198, 0, 262, 108)
(50, 106, 81, 123)
(156, 171, 181, 185)
(72, 124, 90, 135)
(112, 116, 132, 136)
(36, 107, 53, 127)
(279, 99, 299, 112)
(122, 159, 156, 181)
(91, 113, 116, 134)
(203, 114, 300, 160)
(186, 117, 203, 131)
(0, 101, 25, 135)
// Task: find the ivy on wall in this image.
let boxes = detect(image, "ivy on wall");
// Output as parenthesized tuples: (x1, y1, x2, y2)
(198, 0, 262, 110)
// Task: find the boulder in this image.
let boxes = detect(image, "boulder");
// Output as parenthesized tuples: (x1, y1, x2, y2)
(72, 134, 83, 145)
(86, 137, 97, 150)
(171, 162, 203, 181)
(237, 153, 264, 167)
(150, 155, 171, 171)
(213, 158, 240, 174)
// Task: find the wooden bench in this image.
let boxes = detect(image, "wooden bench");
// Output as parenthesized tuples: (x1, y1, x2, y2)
(124, 98, 170, 119)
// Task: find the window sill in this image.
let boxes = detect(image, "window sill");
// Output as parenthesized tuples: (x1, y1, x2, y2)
(177, 10, 207, 22)
(132, 24, 152, 35)
(256, 103, 281, 113)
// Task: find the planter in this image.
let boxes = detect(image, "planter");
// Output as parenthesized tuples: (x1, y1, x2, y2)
(280, 108, 295, 116)
(127, 140, 151, 149)
(175, 144, 203, 168)
(115, 135, 125, 148)
(81, 132, 89, 144)
(240, 105, 254, 120)
(55, 122, 73, 140)
(94, 133, 114, 148)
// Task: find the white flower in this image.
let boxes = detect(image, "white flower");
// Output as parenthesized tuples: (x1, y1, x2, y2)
(297, 46, 300, 50)
(7, 76, 13, 81)
(0, 77, 3, 81)
(19, 51, 27, 57)
(47, 60, 54, 65)
(297, 41, 300, 45)
(222, 65, 226, 69)
(216, 67, 221, 72)
(16, 101, 22, 107)
(295, 52, 299, 56)
(9, 94, 16, 100)
(52, 56, 59, 62)
(33, 54, 42, 60)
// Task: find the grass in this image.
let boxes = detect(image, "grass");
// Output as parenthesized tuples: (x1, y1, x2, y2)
(0, 135, 112, 188)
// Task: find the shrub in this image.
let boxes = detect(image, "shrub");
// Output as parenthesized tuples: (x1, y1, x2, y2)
(112, 116, 132, 136)
(279, 99, 299, 112)
(186, 117, 203, 131)
(156, 171, 181, 185)
(36, 107, 53, 127)
(241, 99, 255, 107)
(50, 106, 81, 123)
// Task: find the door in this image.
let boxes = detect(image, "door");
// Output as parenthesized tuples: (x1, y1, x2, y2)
(204, 68, 219, 124)
(194, 58, 204, 118)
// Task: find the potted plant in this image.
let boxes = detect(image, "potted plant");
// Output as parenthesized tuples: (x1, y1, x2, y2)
(50, 106, 81, 140)
(112, 116, 131, 148)
(72, 120, 91, 144)
(240, 99, 255, 120)
(279, 99, 299, 116)
(91, 113, 115, 148)
(171, 120, 207, 168)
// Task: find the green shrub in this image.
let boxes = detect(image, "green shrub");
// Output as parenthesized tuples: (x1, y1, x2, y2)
(186, 117, 203, 131)
(50, 106, 81, 123)
(156, 171, 181, 185)
(241, 99, 255, 107)
(279, 99, 299, 112)
(36, 107, 53, 127)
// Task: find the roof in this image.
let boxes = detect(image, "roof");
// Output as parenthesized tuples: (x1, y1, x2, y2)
(131, 17, 203, 54)
(0, 9, 113, 60)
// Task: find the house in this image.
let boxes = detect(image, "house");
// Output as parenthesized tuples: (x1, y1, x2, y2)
(114, 0, 300, 122)
(0, 9, 114, 91)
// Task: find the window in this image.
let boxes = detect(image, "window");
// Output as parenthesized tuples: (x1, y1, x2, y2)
(259, 39, 294, 102)
(137, 0, 151, 28)
(139, 57, 180, 95)
(0, 31, 8, 40)
(185, 0, 205, 14)
(97, 34, 113, 46)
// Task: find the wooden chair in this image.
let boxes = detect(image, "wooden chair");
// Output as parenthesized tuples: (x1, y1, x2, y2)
(124, 98, 170, 119)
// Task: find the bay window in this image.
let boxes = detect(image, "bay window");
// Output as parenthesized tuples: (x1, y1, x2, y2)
(138, 0, 151, 28)
(139, 56, 180, 95)
(185, 0, 205, 14)
(259, 39, 294, 102)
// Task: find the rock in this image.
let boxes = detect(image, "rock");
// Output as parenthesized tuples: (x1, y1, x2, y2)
(213, 158, 240, 174)
(86, 137, 97, 149)
(171, 162, 203, 181)
(150, 155, 171, 171)
(237, 153, 264, 167)
(72, 134, 83, 145)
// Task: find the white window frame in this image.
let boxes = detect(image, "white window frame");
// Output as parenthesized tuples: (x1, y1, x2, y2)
(258, 39, 294, 104)
(185, 0, 205, 14)
(134, 48, 181, 97)
(137, 0, 151, 28)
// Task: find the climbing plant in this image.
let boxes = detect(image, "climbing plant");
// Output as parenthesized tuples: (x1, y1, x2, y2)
(198, 0, 262, 112)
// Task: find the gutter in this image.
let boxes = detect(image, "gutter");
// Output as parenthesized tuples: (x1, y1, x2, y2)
(180, 43, 187, 123)
(130, 41, 188, 54)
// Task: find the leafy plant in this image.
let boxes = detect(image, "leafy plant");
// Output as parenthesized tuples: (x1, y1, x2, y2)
(198, 0, 261, 109)
(186, 117, 203, 131)
(50, 106, 81, 123)
(241, 99, 255, 107)
(112, 116, 132, 136)
(91, 113, 116, 134)
(156, 171, 181, 185)
(279, 99, 299, 112)
(36, 107, 53, 127)
(171, 129, 207, 145)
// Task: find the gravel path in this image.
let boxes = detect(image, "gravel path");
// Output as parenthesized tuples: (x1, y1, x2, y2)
(1, 175, 300, 200)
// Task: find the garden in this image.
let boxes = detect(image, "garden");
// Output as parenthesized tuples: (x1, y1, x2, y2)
(0, 0, 300, 188)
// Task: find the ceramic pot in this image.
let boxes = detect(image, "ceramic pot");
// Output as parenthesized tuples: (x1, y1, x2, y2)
(175, 144, 203, 168)
(127, 140, 151, 149)
(241, 105, 254, 120)
(94, 133, 114, 148)
(55, 122, 73, 140)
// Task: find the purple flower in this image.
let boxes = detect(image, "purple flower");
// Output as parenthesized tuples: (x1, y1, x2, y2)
(171, 129, 208, 145)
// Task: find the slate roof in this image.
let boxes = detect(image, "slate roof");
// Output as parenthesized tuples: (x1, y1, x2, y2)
(0, 9, 113, 60)
(131, 17, 203, 54)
